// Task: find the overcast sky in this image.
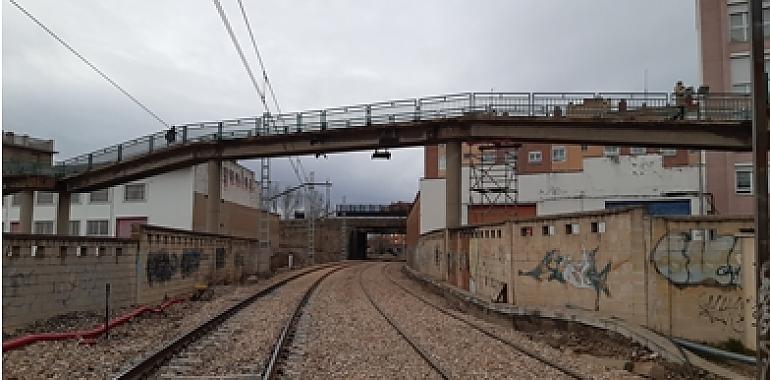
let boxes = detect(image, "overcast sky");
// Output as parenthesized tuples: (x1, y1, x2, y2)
(2, 0, 699, 206)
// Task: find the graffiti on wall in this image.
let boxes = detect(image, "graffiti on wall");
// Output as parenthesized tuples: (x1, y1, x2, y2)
(147, 252, 177, 285)
(651, 231, 740, 287)
(180, 250, 201, 278)
(697, 294, 745, 334)
(759, 261, 770, 375)
(518, 248, 611, 297)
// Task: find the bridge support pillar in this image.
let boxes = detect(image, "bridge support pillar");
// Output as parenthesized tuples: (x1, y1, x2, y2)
(18, 191, 33, 234)
(56, 192, 71, 235)
(206, 160, 222, 234)
(445, 141, 461, 229)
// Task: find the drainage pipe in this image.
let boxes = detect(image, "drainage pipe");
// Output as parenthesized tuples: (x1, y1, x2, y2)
(671, 337, 756, 365)
(2, 299, 184, 352)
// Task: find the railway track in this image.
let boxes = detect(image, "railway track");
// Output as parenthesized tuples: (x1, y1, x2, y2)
(358, 264, 452, 379)
(261, 265, 346, 379)
(112, 263, 348, 380)
(382, 263, 587, 380)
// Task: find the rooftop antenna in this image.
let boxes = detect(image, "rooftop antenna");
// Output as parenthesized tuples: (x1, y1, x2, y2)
(643, 68, 648, 96)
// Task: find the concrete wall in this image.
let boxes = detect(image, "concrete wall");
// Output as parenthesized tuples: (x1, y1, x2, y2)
(191, 193, 279, 242)
(133, 225, 254, 304)
(645, 216, 755, 347)
(2, 224, 266, 330)
(409, 208, 756, 348)
(419, 178, 446, 234)
(278, 218, 346, 263)
(2, 235, 138, 329)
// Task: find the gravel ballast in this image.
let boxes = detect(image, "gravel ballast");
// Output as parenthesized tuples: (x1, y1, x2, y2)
(292, 264, 441, 379)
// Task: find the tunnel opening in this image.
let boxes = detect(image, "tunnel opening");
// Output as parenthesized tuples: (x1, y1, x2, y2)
(346, 230, 406, 260)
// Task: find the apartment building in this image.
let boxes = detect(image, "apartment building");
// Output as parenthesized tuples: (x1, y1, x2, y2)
(415, 143, 703, 234)
(697, 0, 769, 215)
(3, 161, 264, 239)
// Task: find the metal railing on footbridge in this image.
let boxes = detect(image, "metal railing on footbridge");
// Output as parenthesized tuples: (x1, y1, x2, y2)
(49, 91, 751, 178)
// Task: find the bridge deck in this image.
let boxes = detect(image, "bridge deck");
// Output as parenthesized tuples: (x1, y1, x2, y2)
(3, 91, 761, 193)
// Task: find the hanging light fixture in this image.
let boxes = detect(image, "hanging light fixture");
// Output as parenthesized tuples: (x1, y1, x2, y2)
(371, 149, 391, 160)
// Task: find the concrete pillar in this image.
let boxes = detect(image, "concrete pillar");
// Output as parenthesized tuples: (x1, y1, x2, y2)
(206, 160, 222, 234)
(445, 141, 462, 229)
(18, 191, 33, 233)
(56, 192, 71, 235)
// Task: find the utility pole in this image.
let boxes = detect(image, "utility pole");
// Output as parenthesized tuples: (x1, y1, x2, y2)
(749, 0, 769, 378)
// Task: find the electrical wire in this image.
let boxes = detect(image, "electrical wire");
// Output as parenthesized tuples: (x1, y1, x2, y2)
(236, 0, 281, 114)
(235, 0, 308, 187)
(8, 0, 169, 127)
(212, 0, 267, 107)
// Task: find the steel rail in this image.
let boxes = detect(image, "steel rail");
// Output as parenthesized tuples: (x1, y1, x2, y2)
(112, 263, 343, 380)
(382, 264, 586, 380)
(358, 264, 452, 380)
(262, 265, 349, 379)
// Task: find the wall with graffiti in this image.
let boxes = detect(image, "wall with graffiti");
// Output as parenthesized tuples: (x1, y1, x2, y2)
(511, 208, 646, 323)
(645, 216, 754, 348)
(467, 225, 511, 303)
(135, 224, 253, 304)
(409, 208, 757, 349)
(411, 230, 447, 282)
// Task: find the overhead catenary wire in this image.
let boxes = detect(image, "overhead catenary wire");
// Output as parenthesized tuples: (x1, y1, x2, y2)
(212, 0, 267, 107)
(8, 0, 169, 128)
(236, 0, 282, 115)
(234, 0, 308, 188)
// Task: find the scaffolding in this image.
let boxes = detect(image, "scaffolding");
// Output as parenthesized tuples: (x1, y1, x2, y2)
(468, 143, 520, 221)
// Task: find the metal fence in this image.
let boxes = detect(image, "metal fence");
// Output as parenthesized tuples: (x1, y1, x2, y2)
(48, 91, 751, 179)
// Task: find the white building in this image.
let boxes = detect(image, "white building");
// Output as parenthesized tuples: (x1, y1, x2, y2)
(418, 150, 703, 234)
(3, 161, 260, 238)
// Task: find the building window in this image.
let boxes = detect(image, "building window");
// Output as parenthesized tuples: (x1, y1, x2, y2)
(630, 147, 646, 155)
(438, 155, 446, 172)
(36, 192, 54, 205)
(216, 248, 226, 269)
(520, 226, 533, 236)
(736, 167, 753, 194)
(591, 221, 606, 233)
(528, 151, 542, 164)
(481, 150, 496, 164)
(542, 225, 555, 236)
(729, 11, 749, 42)
(503, 151, 516, 164)
(580, 145, 589, 151)
(566, 223, 580, 235)
(71, 193, 81, 204)
(89, 189, 109, 203)
(86, 220, 110, 236)
(11, 194, 21, 206)
(660, 148, 677, 157)
(69, 220, 81, 236)
(33, 221, 54, 234)
(552, 146, 566, 163)
(604, 146, 619, 157)
(124, 183, 146, 202)
(729, 54, 770, 93)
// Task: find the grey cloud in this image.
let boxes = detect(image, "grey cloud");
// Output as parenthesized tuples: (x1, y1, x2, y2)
(3, 0, 698, 205)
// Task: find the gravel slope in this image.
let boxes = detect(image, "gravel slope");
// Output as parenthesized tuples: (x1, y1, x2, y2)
(383, 262, 642, 380)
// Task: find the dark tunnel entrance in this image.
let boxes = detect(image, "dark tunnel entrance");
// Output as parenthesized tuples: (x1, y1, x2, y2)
(347, 230, 406, 260)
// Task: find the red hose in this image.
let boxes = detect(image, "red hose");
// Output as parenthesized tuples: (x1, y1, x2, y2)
(2, 299, 184, 352)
